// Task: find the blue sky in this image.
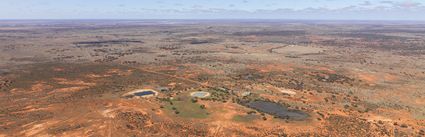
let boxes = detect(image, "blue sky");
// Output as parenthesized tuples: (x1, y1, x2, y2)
(1, 0, 424, 20)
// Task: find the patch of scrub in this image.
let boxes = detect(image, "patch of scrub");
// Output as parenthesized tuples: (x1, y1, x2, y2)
(123, 89, 158, 98)
(245, 100, 309, 120)
(190, 91, 211, 98)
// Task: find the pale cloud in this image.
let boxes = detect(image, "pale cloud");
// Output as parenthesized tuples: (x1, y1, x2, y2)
(0, 0, 424, 20)
(360, 1, 372, 6)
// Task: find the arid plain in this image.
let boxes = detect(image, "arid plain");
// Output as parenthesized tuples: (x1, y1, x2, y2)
(0, 20, 425, 136)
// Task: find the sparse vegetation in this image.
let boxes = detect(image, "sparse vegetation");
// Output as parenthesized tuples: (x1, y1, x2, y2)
(1, 21, 424, 136)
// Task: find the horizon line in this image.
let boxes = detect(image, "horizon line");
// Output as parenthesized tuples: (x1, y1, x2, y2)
(1, 18, 425, 22)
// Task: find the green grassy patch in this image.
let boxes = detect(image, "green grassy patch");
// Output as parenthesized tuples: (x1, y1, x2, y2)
(232, 114, 258, 122)
(164, 100, 209, 119)
(412, 108, 425, 120)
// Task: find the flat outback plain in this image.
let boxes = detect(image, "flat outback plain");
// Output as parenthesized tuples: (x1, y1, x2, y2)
(0, 20, 425, 136)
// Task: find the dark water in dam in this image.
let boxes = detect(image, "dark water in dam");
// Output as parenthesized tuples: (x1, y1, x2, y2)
(134, 91, 156, 96)
(246, 100, 309, 120)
